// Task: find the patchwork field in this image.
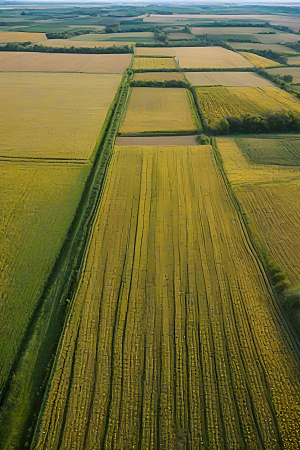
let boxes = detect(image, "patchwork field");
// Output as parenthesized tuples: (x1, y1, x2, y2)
(168, 32, 196, 39)
(120, 87, 197, 134)
(0, 161, 91, 396)
(257, 33, 300, 45)
(132, 56, 175, 70)
(288, 56, 300, 65)
(0, 31, 47, 43)
(33, 145, 300, 449)
(135, 46, 253, 69)
(36, 39, 132, 48)
(0, 72, 122, 160)
(267, 67, 300, 83)
(134, 72, 184, 81)
(70, 31, 156, 43)
(195, 86, 300, 123)
(217, 136, 300, 286)
(192, 26, 274, 35)
(239, 51, 280, 68)
(229, 42, 298, 53)
(0, 51, 131, 73)
(185, 71, 274, 87)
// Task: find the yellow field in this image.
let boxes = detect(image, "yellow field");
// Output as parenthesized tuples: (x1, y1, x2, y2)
(288, 56, 300, 65)
(0, 51, 131, 73)
(217, 136, 300, 285)
(0, 72, 121, 160)
(185, 71, 274, 87)
(135, 46, 253, 69)
(0, 160, 91, 395)
(238, 52, 280, 68)
(35, 39, 132, 48)
(134, 71, 184, 81)
(0, 31, 46, 43)
(132, 57, 175, 70)
(120, 87, 197, 134)
(34, 145, 300, 449)
(196, 86, 300, 123)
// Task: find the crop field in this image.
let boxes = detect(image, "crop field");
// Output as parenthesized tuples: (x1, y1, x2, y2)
(288, 56, 300, 65)
(134, 72, 184, 81)
(132, 57, 175, 70)
(239, 52, 280, 67)
(195, 86, 300, 123)
(257, 33, 300, 45)
(229, 42, 298, 53)
(185, 71, 273, 87)
(0, 31, 47, 42)
(0, 72, 122, 160)
(33, 144, 300, 449)
(0, 51, 131, 73)
(70, 32, 156, 43)
(36, 39, 132, 48)
(192, 26, 274, 35)
(0, 160, 91, 396)
(135, 46, 253, 68)
(168, 32, 196, 39)
(120, 88, 197, 134)
(217, 137, 300, 286)
(267, 67, 300, 83)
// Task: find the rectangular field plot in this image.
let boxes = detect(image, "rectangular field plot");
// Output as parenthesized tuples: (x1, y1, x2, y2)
(288, 56, 300, 65)
(0, 161, 91, 395)
(229, 43, 298, 53)
(217, 136, 300, 286)
(36, 39, 133, 48)
(267, 67, 300, 83)
(135, 46, 253, 69)
(185, 71, 274, 87)
(70, 32, 156, 43)
(0, 72, 121, 160)
(0, 51, 131, 73)
(34, 145, 300, 450)
(0, 31, 47, 43)
(132, 57, 175, 70)
(239, 52, 280, 68)
(134, 72, 184, 82)
(120, 87, 197, 134)
(192, 26, 274, 35)
(196, 86, 300, 123)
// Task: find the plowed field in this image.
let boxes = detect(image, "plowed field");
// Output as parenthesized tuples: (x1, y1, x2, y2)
(33, 145, 300, 450)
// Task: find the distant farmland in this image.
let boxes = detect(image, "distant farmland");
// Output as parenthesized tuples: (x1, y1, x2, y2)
(185, 71, 273, 87)
(0, 31, 47, 42)
(239, 52, 280, 68)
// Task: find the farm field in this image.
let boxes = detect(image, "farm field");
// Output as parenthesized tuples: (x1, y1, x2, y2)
(0, 72, 122, 160)
(33, 144, 300, 449)
(192, 26, 274, 35)
(116, 135, 199, 145)
(195, 86, 300, 123)
(168, 32, 196, 39)
(0, 160, 91, 396)
(36, 39, 132, 48)
(217, 136, 300, 286)
(134, 71, 184, 81)
(238, 51, 280, 67)
(184, 71, 274, 87)
(229, 42, 298, 53)
(70, 31, 156, 43)
(132, 56, 175, 70)
(0, 31, 47, 42)
(135, 46, 253, 68)
(120, 88, 197, 134)
(256, 33, 300, 45)
(288, 56, 300, 65)
(267, 67, 300, 83)
(0, 51, 131, 73)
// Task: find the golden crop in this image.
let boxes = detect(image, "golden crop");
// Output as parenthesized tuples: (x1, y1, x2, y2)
(35, 145, 300, 449)
(0, 72, 122, 160)
(196, 86, 300, 123)
(239, 51, 280, 67)
(120, 87, 197, 134)
(185, 71, 274, 87)
(134, 71, 185, 81)
(0, 31, 47, 43)
(132, 57, 175, 70)
(0, 161, 91, 394)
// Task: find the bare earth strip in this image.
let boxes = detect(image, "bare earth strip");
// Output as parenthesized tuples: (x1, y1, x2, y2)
(34, 145, 300, 450)
(0, 72, 121, 159)
(0, 31, 47, 42)
(115, 135, 199, 145)
(0, 51, 131, 73)
(185, 71, 274, 87)
(135, 46, 253, 68)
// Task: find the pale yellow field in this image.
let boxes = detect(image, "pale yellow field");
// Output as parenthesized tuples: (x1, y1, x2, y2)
(288, 56, 300, 65)
(135, 46, 253, 69)
(120, 87, 196, 134)
(35, 145, 300, 449)
(196, 86, 300, 123)
(217, 136, 300, 285)
(192, 26, 274, 35)
(185, 71, 274, 87)
(36, 39, 132, 48)
(239, 52, 280, 68)
(267, 67, 300, 83)
(0, 31, 47, 43)
(134, 71, 184, 81)
(0, 72, 121, 160)
(0, 160, 91, 395)
(133, 57, 175, 70)
(0, 51, 131, 73)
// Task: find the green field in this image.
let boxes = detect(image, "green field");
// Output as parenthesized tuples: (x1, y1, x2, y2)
(236, 136, 300, 165)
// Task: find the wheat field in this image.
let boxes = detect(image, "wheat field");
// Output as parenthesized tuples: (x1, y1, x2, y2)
(239, 52, 280, 68)
(133, 57, 175, 70)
